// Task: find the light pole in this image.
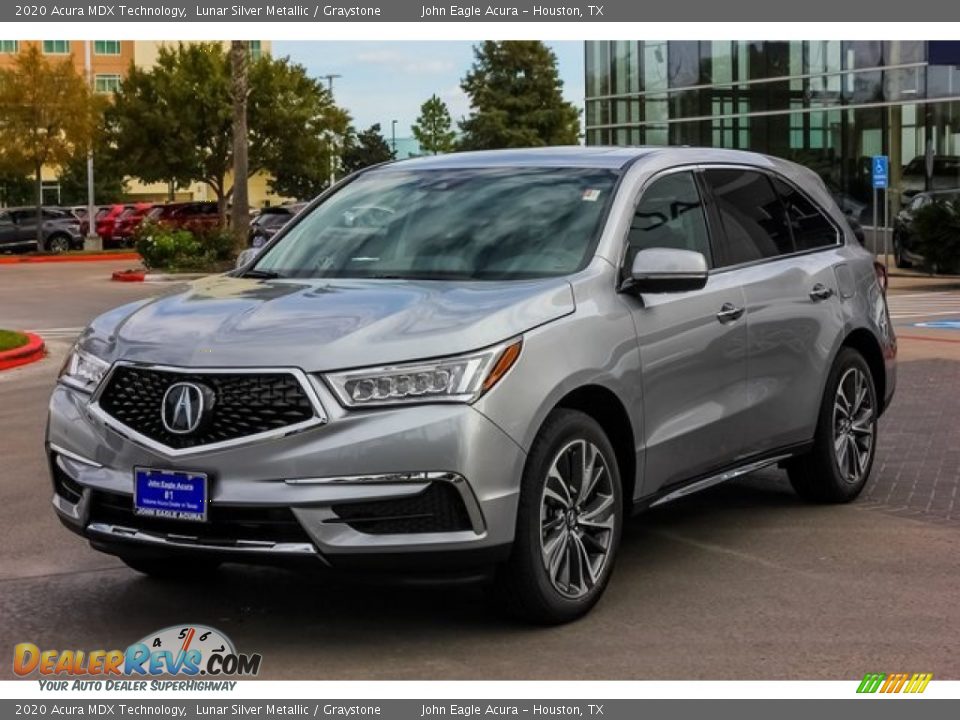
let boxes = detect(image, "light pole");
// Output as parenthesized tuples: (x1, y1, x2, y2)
(84, 40, 101, 250)
(320, 73, 341, 96)
(320, 74, 342, 187)
(391, 119, 397, 155)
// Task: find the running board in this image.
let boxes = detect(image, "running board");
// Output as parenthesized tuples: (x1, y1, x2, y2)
(648, 454, 792, 508)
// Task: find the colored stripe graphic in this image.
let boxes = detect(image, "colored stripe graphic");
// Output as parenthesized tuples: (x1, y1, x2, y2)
(857, 672, 932, 693)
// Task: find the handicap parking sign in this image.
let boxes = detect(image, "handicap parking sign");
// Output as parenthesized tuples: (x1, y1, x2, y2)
(872, 155, 889, 189)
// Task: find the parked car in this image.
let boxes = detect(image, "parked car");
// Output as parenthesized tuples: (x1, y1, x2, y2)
(892, 189, 960, 267)
(0, 206, 84, 253)
(248, 203, 306, 247)
(901, 155, 960, 198)
(110, 203, 154, 245)
(49, 147, 896, 623)
(145, 201, 221, 233)
(95, 204, 128, 247)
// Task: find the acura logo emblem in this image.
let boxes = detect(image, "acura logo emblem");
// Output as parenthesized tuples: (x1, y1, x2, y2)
(161, 382, 210, 435)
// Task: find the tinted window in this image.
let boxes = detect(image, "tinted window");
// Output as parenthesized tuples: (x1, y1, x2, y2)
(703, 169, 794, 267)
(254, 168, 619, 280)
(772, 177, 838, 251)
(628, 172, 712, 268)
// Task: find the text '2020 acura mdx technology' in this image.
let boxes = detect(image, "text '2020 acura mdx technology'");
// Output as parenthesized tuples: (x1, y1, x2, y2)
(48, 147, 896, 623)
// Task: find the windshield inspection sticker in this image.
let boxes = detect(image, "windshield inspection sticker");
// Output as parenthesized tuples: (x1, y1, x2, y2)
(581, 189, 602, 202)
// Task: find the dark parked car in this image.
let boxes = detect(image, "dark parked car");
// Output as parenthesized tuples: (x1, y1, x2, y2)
(893, 189, 960, 268)
(145, 201, 221, 233)
(902, 155, 960, 198)
(248, 203, 306, 247)
(0, 207, 84, 253)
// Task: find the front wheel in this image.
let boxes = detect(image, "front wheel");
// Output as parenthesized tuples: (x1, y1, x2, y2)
(45, 234, 71, 254)
(787, 348, 878, 503)
(493, 409, 623, 624)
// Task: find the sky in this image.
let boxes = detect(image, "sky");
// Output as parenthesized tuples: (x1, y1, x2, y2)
(272, 41, 584, 142)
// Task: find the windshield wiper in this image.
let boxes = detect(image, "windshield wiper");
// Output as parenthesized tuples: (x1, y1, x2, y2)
(241, 269, 285, 279)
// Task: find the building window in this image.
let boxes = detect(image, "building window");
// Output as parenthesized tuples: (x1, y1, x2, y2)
(247, 41, 262, 62)
(94, 41, 121, 56)
(94, 74, 122, 94)
(43, 40, 70, 55)
(0, 40, 19, 54)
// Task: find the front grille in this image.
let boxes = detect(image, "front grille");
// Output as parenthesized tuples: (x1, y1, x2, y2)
(331, 482, 472, 534)
(88, 490, 314, 544)
(98, 366, 316, 450)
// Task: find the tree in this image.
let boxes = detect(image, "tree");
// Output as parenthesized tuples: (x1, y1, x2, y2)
(112, 43, 351, 219)
(58, 106, 128, 204)
(341, 124, 395, 175)
(249, 57, 350, 200)
(411, 94, 456, 155)
(458, 41, 580, 150)
(230, 40, 250, 251)
(113, 43, 232, 220)
(0, 46, 97, 241)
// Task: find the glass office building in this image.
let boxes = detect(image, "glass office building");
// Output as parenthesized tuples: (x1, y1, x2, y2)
(585, 41, 960, 221)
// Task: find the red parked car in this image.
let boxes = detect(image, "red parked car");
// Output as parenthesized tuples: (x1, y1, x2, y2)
(145, 202, 221, 232)
(94, 204, 124, 245)
(110, 203, 155, 245)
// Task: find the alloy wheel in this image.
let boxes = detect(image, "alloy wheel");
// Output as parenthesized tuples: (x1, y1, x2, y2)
(48, 236, 70, 253)
(832, 367, 875, 484)
(539, 439, 616, 599)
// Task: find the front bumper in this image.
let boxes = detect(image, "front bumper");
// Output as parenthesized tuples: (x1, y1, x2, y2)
(47, 381, 524, 572)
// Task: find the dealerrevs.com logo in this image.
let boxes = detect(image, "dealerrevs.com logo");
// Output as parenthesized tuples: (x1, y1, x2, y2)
(13, 624, 262, 687)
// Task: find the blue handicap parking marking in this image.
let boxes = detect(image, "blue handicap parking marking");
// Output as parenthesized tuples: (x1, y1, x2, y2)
(913, 320, 960, 330)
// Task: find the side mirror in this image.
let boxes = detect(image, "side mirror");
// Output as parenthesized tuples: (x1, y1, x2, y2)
(235, 247, 261, 269)
(623, 247, 709, 294)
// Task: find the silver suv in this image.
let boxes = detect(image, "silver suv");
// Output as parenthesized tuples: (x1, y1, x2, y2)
(47, 147, 896, 623)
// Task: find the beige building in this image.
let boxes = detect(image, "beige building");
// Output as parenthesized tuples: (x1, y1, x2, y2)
(0, 39, 289, 208)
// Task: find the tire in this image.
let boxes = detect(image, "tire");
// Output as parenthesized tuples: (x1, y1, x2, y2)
(121, 556, 221, 580)
(45, 234, 71, 254)
(493, 409, 623, 624)
(787, 348, 879, 503)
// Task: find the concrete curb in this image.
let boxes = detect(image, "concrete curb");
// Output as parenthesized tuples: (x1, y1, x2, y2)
(0, 332, 46, 371)
(0, 252, 140, 265)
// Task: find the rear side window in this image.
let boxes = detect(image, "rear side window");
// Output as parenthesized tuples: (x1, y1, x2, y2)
(703, 169, 794, 267)
(772, 177, 838, 251)
(628, 171, 712, 268)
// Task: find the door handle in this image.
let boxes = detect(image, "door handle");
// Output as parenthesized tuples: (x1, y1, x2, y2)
(809, 283, 835, 302)
(716, 302, 745, 323)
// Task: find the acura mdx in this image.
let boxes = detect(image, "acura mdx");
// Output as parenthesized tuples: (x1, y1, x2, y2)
(47, 147, 896, 623)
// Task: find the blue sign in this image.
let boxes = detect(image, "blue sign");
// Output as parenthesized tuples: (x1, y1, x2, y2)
(134, 468, 207, 522)
(872, 155, 889, 189)
(914, 320, 960, 330)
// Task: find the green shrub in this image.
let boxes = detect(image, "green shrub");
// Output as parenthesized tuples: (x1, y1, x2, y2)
(911, 198, 960, 275)
(135, 221, 236, 273)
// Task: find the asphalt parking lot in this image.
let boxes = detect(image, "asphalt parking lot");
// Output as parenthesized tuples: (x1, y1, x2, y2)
(1, 261, 959, 680)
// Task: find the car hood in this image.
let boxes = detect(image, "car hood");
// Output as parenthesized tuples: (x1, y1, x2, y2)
(82, 275, 575, 371)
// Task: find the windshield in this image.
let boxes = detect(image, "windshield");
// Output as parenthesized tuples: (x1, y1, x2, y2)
(251, 167, 619, 280)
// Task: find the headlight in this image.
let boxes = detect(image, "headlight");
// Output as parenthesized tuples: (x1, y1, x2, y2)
(325, 339, 522, 408)
(58, 348, 110, 393)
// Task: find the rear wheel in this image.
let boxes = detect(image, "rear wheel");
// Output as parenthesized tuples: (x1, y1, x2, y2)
(121, 556, 221, 580)
(893, 233, 912, 268)
(494, 409, 623, 624)
(787, 348, 878, 503)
